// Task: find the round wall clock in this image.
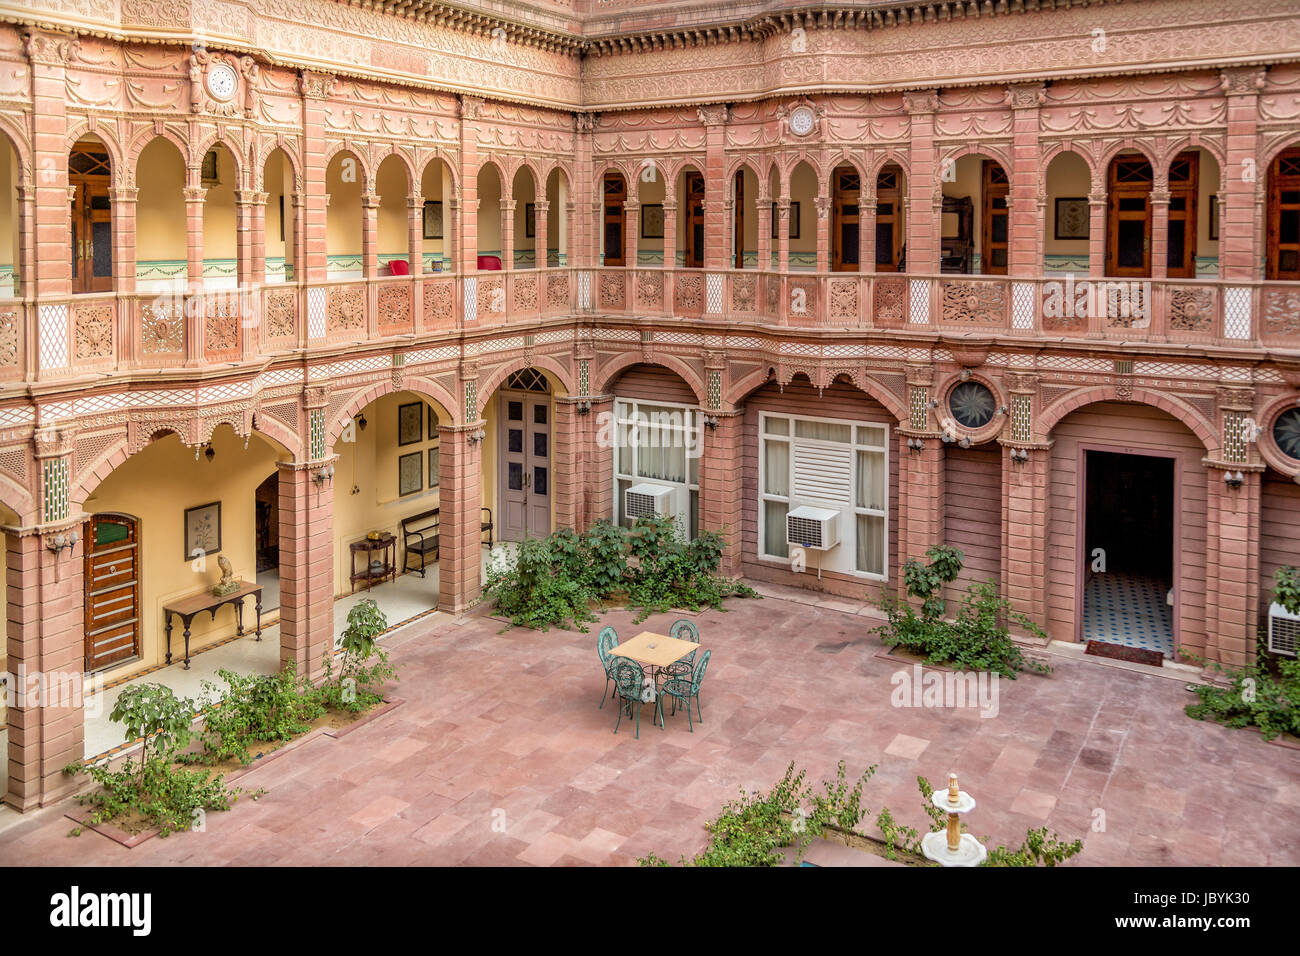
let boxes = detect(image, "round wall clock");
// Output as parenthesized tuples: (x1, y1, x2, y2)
(788, 106, 816, 137)
(206, 63, 238, 102)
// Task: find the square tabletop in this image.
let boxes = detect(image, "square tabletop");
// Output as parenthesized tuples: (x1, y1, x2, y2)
(610, 631, 699, 669)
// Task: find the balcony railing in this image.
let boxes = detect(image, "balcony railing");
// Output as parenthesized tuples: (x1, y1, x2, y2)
(2, 267, 1296, 384)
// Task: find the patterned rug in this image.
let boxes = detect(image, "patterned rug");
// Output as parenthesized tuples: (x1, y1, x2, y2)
(1084, 639, 1164, 667)
(1082, 572, 1175, 657)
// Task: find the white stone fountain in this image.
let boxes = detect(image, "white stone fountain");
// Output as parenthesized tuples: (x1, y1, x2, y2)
(921, 772, 987, 867)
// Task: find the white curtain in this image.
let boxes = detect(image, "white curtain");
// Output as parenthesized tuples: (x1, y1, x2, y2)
(795, 419, 851, 443)
(856, 514, 885, 575)
(856, 449, 885, 511)
(764, 500, 789, 557)
(764, 439, 789, 496)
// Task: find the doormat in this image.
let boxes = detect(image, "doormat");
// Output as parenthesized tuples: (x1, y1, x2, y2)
(1085, 640, 1164, 667)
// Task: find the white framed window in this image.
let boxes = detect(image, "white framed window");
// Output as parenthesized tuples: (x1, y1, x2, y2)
(612, 398, 700, 538)
(759, 411, 888, 579)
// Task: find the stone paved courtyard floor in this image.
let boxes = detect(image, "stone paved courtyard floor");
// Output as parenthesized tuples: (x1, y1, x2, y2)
(1, 594, 1297, 866)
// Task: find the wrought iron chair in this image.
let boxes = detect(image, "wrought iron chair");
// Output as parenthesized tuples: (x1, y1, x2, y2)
(596, 626, 620, 709)
(660, 649, 710, 732)
(613, 660, 661, 738)
(661, 619, 700, 682)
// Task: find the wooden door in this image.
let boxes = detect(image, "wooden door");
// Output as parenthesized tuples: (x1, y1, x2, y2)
(1166, 151, 1199, 279)
(981, 161, 1009, 275)
(83, 513, 140, 671)
(498, 386, 551, 541)
(733, 170, 745, 269)
(875, 166, 902, 272)
(684, 172, 705, 268)
(603, 173, 626, 266)
(69, 146, 113, 294)
(832, 167, 861, 272)
(1107, 156, 1153, 277)
(1267, 146, 1300, 281)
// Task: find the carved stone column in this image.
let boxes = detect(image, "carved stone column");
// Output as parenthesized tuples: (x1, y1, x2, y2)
(407, 192, 424, 276)
(534, 199, 549, 269)
(1219, 68, 1266, 278)
(904, 90, 940, 275)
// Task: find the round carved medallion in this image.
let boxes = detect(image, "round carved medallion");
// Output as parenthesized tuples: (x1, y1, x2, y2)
(206, 63, 238, 102)
(788, 106, 816, 137)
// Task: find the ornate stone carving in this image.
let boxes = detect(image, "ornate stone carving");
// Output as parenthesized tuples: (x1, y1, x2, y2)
(73, 304, 113, 360)
(326, 286, 364, 332)
(266, 289, 296, 339)
(635, 270, 663, 311)
(731, 273, 757, 313)
(24, 30, 79, 66)
(424, 278, 454, 324)
(1168, 287, 1214, 333)
(378, 283, 412, 329)
(1220, 67, 1266, 96)
(676, 272, 702, 313)
(828, 278, 859, 323)
(697, 103, 729, 127)
(205, 298, 239, 352)
(298, 70, 336, 99)
(545, 272, 569, 311)
(141, 301, 184, 354)
(599, 270, 625, 310)
(512, 274, 538, 313)
(941, 281, 1006, 325)
(1262, 289, 1300, 337)
(0, 309, 18, 368)
(873, 277, 907, 327)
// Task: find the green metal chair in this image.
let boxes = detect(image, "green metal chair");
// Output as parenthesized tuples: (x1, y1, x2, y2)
(612, 660, 661, 738)
(660, 649, 710, 732)
(662, 619, 700, 681)
(597, 626, 620, 709)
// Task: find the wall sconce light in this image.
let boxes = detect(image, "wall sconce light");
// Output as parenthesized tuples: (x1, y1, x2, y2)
(959, 368, 972, 381)
(958, 435, 972, 449)
(703, 415, 719, 431)
(576, 400, 592, 415)
(928, 399, 940, 409)
(997, 405, 1008, 417)
(313, 463, 335, 485)
(1223, 470, 1244, 489)
(467, 428, 487, 445)
(45, 530, 79, 554)
(906, 437, 924, 454)
(204, 444, 216, 463)
(356, 414, 368, 432)
(1010, 447, 1029, 465)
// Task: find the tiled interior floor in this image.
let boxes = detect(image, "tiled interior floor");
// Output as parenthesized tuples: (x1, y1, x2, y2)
(0, 593, 1294, 866)
(1082, 572, 1175, 657)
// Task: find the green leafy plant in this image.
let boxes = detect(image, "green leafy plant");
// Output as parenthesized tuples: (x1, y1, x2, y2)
(321, 598, 398, 712)
(1183, 638, 1300, 741)
(983, 825, 1083, 867)
(1273, 565, 1300, 615)
(485, 516, 754, 631)
(63, 683, 243, 837)
(877, 547, 1050, 678)
(185, 663, 326, 766)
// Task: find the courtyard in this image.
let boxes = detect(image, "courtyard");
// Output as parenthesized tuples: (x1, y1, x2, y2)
(0, 589, 1293, 867)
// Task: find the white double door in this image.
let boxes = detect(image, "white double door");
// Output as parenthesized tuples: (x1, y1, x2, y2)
(498, 392, 551, 541)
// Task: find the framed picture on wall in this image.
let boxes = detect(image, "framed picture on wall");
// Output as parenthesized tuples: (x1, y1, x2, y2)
(423, 201, 443, 239)
(398, 452, 422, 497)
(184, 501, 222, 560)
(428, 406, 439, 440)
(772, 202, 801, 239)
(398, 401, 423, 446)
(641, 204, 665, 239)
(1209, 194, 1219, 240)
(525, 203, 536, 239)
(201, 149, 220, 186)
(1053, 197, 1089, 240)
(428, 446, 440, 487)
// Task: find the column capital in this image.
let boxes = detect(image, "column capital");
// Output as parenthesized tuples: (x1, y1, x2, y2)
(1220, 67, 1266, 96)
(298, 70, 336, 99)
(1004, 82, 1046, 109)
(183, 185, 207, 204)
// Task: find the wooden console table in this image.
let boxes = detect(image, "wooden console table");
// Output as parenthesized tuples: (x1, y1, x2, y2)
(163, 581, 263, 670)
(350, 534, 396, 592)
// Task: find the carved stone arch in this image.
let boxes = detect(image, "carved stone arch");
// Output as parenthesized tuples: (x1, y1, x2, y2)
(475, 154, 509, 188)
(593, 161, 631, 200)
(1256, 391, 1300, 476)
(326, 376, 459, 448)
(373, 145, 416, 193)
(869, 150, 911, 182)
(417, 150, 460, 195)
(936, 142, 1016, 192)
(594, 353, 706, 405)
(1040, 142, 1098, 197)
(256, 137, 302, 192)
(64, 122, 125, 186)
(322, 141, 372, 187)
(1160, 132, 1228, 174)
(0, 116, 32, 171)
(0, 469, 36, 524)
(826, 150, 869, 183)
(1099, 139, 1161, 177)
(477, 354, 577, 416)
(1261, 132, 1300, 169)
(1039, 387, 1218, 455)
(193, 129, 247, 186)
(127, 126, 190, 175)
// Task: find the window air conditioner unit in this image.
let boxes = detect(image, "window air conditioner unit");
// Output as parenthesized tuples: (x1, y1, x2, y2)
(625, 482, 676, 520)
(786, 505, 840, 551)
(1267, 602, 1299, 657)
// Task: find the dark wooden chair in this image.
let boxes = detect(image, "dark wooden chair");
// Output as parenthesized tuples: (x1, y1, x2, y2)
(401, 508, 439, 577)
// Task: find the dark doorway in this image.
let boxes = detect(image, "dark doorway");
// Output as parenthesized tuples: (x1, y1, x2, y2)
(1083, 450, 1175, 656)
(255, 471, 280, 611)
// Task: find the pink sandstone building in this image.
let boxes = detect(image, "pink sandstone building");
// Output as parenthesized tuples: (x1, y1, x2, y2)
(0, 0, 1298, 810)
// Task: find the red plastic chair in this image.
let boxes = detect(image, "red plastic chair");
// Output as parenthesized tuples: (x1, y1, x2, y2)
(387, 258, 410, 276)
(477, 255, 503, 271)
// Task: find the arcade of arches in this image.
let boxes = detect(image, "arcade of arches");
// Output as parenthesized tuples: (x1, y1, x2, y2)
(1, 3, 1299, 811)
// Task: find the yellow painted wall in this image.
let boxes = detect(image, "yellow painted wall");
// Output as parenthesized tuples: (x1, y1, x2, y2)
(264, 150, 289, 265)
(512, 169, 536, 259)
(331, 391, 447, 590)
(477, 166, 502, 254)
(376, 157, 409, 260)
(202, 144, 238, 260)
(636, 168, 665, 259)
(1195, 148, 1221, 259)
(327, 152, 363, 258)
(940, 154, 986, 258)
(1, 140, 15, 284)
(1045, 152, 1092, 258)
(788, 163, 818, 256)
(740, 166, 759, 256)
(82, 427, 286, 682)
(546, 171, 568, 260)
(420, 160, 448, 262)
(135, 138, 186, 264)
